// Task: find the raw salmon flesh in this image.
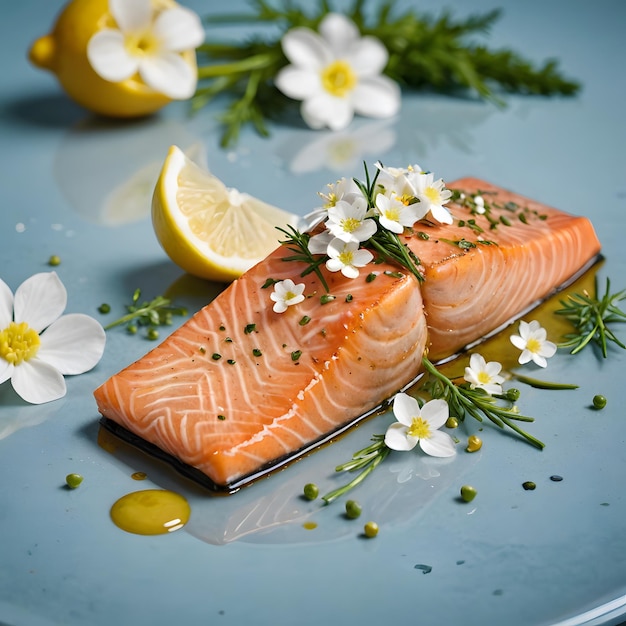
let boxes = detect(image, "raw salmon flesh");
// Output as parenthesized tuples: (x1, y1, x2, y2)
(94, 178, 601, 491)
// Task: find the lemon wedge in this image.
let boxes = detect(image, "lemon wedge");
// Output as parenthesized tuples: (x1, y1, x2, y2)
(152, 145, 301, 282)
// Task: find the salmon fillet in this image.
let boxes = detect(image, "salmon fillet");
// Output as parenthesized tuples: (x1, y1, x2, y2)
(94, 179, 600, 490)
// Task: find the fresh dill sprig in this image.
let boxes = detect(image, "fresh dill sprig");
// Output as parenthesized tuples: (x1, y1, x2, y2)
(276, 225, 330, 292)
(555, 277, 626, 357)
(104, 289, 188, 336)
(194, 0, 580, 146)
(322, 434, 390, 504)
(420, 357, 544, 449)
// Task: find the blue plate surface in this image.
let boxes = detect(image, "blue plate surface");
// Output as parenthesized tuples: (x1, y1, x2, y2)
(1, 1, 625, 625)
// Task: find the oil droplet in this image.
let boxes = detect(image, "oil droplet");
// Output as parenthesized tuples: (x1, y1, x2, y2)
(303, 521, 317, 530)
(131, 471, 147, 481)
(110, 489, 190, 535)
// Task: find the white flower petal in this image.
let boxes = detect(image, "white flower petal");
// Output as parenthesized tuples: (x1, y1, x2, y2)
(0, 359, 14, 386)
(302, 94, 354, 131)
(540, 341, 557, 358)
(531, 354, 548, 368)
(518, 350, 533, 365)
(318, 13, 360, 53)
(420, 398, 449, 430)
(392, 392, 420, 427)
(308, 231, 333, 254)
(0, 277, 13, 328)
(110, 0, 152, 32)
(87, 29, 139, 82)
(353, 76, 401, 119)
(139, 53, 197, 99)
(510, 334, 526, 350)
(153, 7, 205, 52)
(11, 359, 66, 404)
(429, 204, 454, 225)
(340, 264, 359, 279)
(346, 37, 388, 75)
(13, 272, 66, 332)
(420, 430, 457, 457)
(37, 314, 106, 375)
(385, 423, 418, 451)
(275, 67, 321, 100)
(281, 27, 330, 69)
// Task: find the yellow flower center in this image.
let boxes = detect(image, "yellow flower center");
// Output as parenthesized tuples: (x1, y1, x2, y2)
(0, 322, 41, 365)
(526, 337, 542, 353)
(337, 250, 355, 266)
(382, 205, 401, 222)
(341, 217, 361, 233)
(321, 61, 357, 97)
(423, 186, 441, 203)
(285, 291, 297, 301)
(407, 417, 430, 439)
(477, 371, 492, 384)
(125, 31, 160, 58)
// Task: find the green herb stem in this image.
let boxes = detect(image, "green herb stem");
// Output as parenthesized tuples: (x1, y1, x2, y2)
(513, 374, 579, 390)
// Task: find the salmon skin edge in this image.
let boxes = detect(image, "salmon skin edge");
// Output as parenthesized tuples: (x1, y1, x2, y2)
(97, 253, 602, 494)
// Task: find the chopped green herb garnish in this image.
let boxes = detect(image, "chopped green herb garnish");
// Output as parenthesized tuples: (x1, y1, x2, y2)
(345, 294, 353, 302)
(219, 325, 226, 331)
(320, 294, 335, 304)
(217, 415, 226, 421)
(261, 278, 278, 289)
(291, 350, 302, 361)
(252, 348, 262, 357)
(227, 359, 236, 365)
(299, 316, 311, 326)
(224, 337, 233, 343)
(366, 272, 377, 283)
(212, 353, 222, 360)
(104, 288, 187, 334)
(417, 231, 430, 240)
(199, 347, 206, 354)
(244, 323, 256, 334)
(384, 270, 404, 279)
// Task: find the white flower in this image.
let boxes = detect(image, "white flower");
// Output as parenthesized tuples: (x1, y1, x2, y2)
(375, 162, 422, 199)
(326, 196, 377, 243)
(275, 13, 400, 131)
(510, 320, 557, 368)
(0, 273, 106, 404)
(384, 394, 456, 457)
(270, 279, 306, 313)
(463, 353, 505, 396)
(326, 238, 374, 279)
(87, 0, 205, 99)
(411, 172, 454, 224)
(374, 192, 422, 234)
(305, 177, 361, 230)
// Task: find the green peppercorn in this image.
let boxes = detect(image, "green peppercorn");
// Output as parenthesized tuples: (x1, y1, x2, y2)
(445, 416, 459, 429)
(460, 485, 477, 502)
(127, 324, 138, 335)
(506, 388, 521, 402)
(363, 521, 379, 538)
(48, 255, 61, 267)
(345, 499, 362, 519)
(98, 303, 111, 314)
(593, 395, 607, 410)
(303, 483, 319, 501)
(147, 328, 159, 340)
(65, 473, 83, 489)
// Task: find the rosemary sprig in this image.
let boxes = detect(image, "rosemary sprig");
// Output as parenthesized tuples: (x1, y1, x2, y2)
(104, 289, 188, 334)
(195, 0, 580, 146)
(276, 225, 330, 292)
(555, 277, 626, 357)
(421, 357, 545, 449)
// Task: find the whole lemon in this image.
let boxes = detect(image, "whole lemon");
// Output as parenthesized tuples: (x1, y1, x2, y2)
(29, 0, 199, 117)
